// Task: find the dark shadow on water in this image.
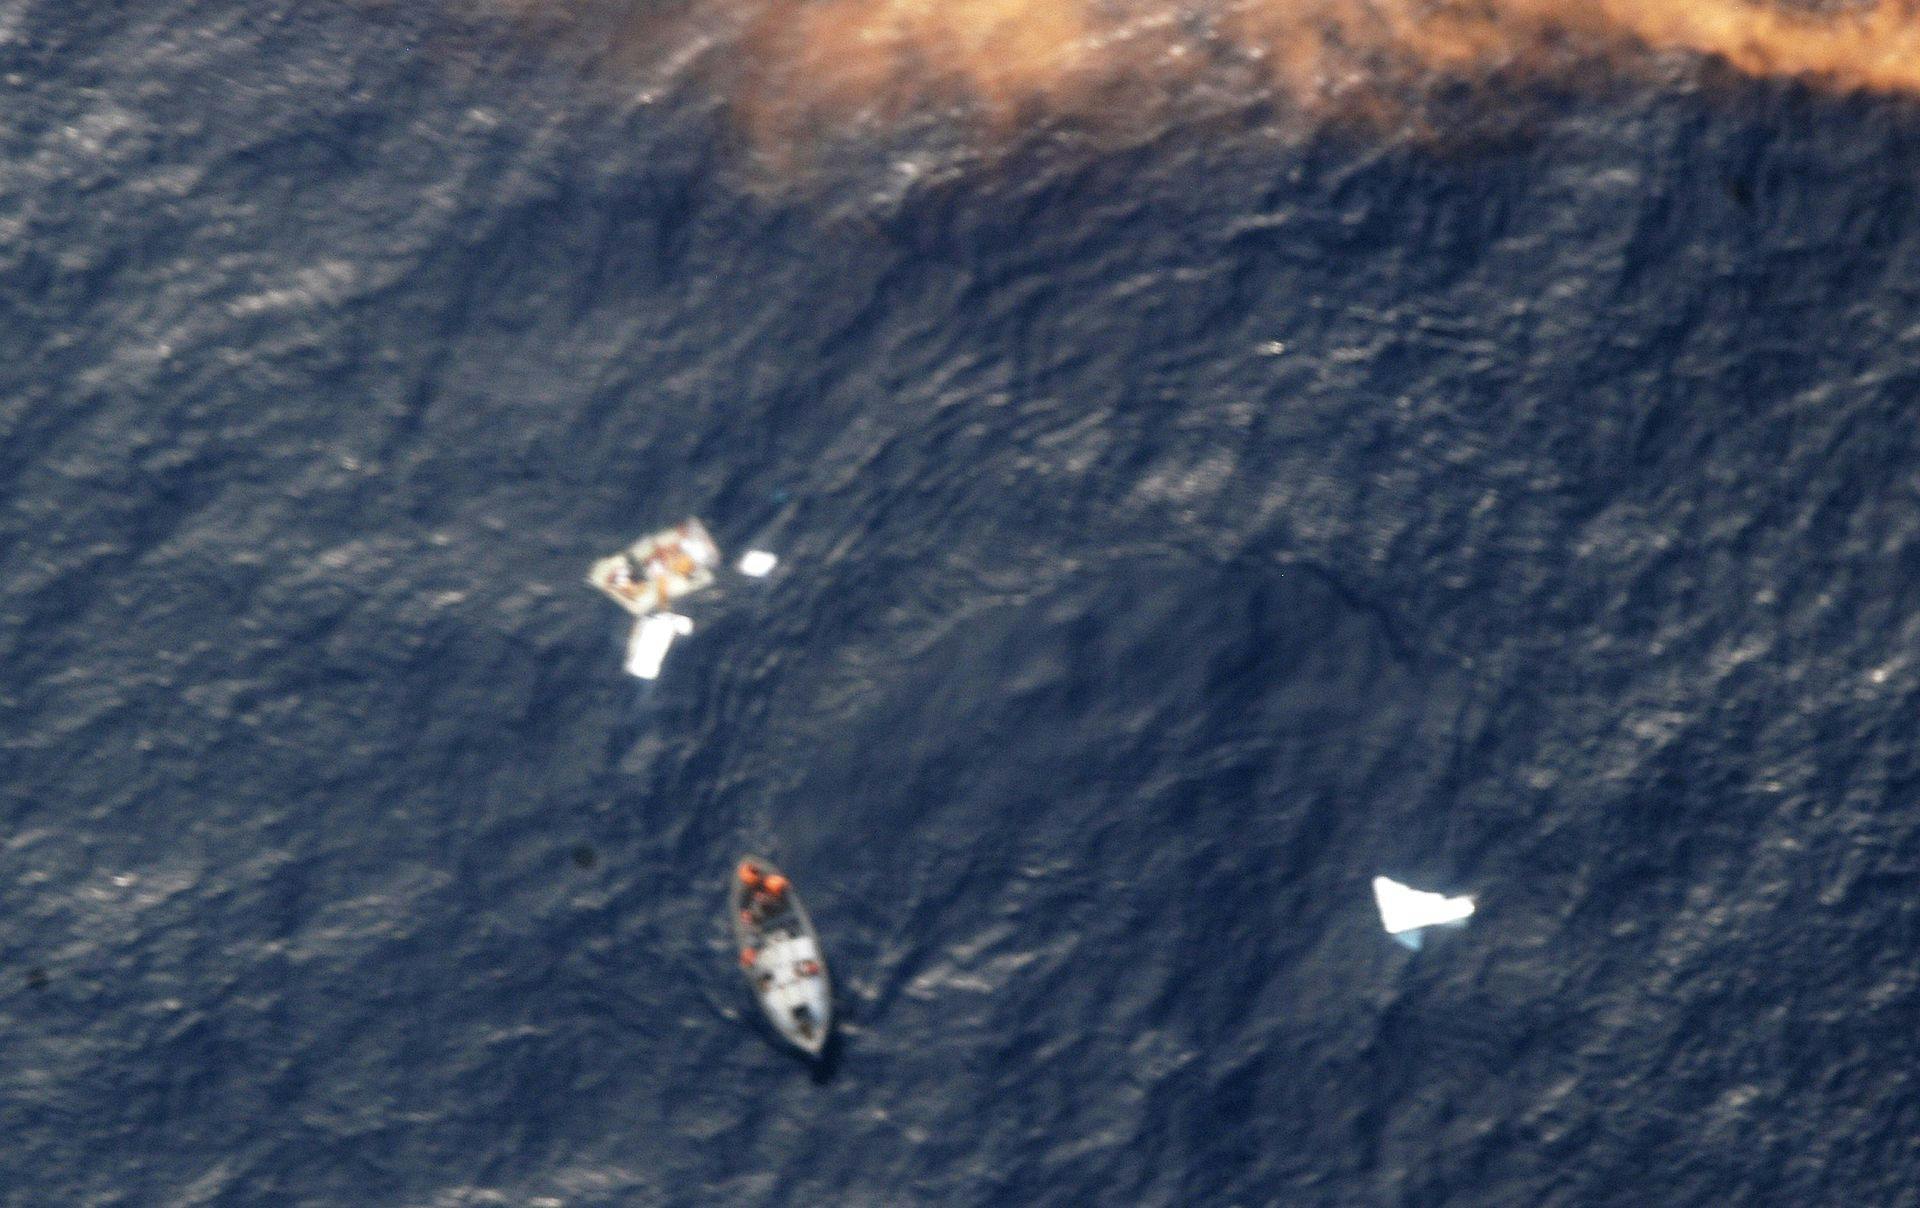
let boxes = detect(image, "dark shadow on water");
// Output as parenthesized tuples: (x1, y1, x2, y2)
(802, 1028, 842, 1085)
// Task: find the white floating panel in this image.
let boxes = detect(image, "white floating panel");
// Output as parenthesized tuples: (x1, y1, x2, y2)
(737, 549, 779, 578)
(624, 612, 694, 680)
(1372, 876, 1475, 950)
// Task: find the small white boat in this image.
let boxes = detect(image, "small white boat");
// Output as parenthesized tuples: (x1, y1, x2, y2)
(587, 519, 722, 618)
(730, 856, 831, 1056)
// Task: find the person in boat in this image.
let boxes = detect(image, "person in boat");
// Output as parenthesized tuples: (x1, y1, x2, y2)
(737, 861, 790, 924)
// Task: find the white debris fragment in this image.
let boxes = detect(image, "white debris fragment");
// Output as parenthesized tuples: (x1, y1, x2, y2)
(1372, 876, 1475, 951)
(737, 550, 779, 578)
(624, 612, 694, 680)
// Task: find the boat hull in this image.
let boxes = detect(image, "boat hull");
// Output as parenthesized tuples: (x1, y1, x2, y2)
(730, 856, 832, 1056)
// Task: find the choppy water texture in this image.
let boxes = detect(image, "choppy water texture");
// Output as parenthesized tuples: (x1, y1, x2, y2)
(5, 1, 1920, 1204)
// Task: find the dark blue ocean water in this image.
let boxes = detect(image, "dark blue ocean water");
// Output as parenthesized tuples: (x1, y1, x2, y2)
(5, 2, 1920, 1204)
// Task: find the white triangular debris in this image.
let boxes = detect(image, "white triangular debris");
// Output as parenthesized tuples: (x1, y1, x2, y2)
(1373, 876, 1475, 940)
(624, 612, 694, 680)
(737, 549, 778, 577)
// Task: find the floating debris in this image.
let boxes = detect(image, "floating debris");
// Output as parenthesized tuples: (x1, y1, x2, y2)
(1372, 876, 1475, 951)
(589, 519, 721, 680)
(624, 612, 694, 680)
(587, 518, 722, 617)
(737, 549, 778, 578)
